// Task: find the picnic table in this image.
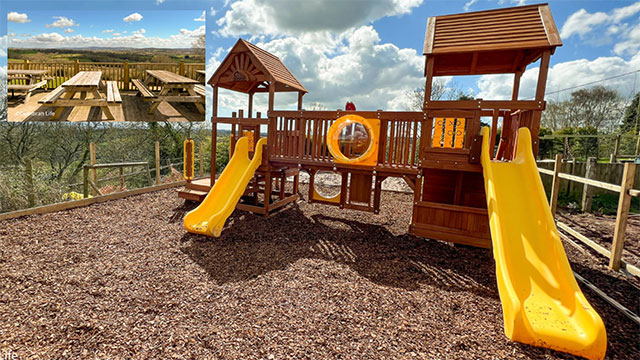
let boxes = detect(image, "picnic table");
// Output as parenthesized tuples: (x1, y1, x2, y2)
(38, 71, 121, 121)
(133, 70, 205, 115)
(8, 69, 49, 101)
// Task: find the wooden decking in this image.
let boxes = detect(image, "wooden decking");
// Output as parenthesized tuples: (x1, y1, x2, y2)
(8, 90, 205, 122)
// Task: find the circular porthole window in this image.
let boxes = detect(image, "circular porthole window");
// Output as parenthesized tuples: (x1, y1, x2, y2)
(327, 115, 378, 165)
(314, 170, 342, 199)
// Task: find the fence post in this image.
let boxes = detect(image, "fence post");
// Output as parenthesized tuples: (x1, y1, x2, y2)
(25, 159, 35, 207)
(609, 162, 636, 270)
(24, 59, 30, 70)
(550, 154, 562, 217)
(635, 130, 640, 156)
(199, 142, 205, 177)
(610, 134, 621, 163)
(566, 158, 576, 197)
(89, 143, 97, 195)
(83, 166, 89, 198)
(179, 61, 185, 76)
(119, 167, 125, 189)
(581, 157, 596, 212)
(155, 141, 161, 184)
(74, 59, 79, 75)
(124, 61, 130, 91)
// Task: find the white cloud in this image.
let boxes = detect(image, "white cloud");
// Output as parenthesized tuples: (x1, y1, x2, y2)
(102, 29, 114, 33)
(614, 22, 640, 55)
(209, 25, 424, 115)
(7, 12, 30, 23)
(216, 0, 422, 37)
(477, 53, 640, 101)
(123, 13, 143, 22)
(156, 0, 165, 4)
(195, 10, 206, 21)
(8, 32, 16, 37)
(0, 36, 7, 57)
(64, 28, 75, 34)
(10, 25, 207, 49)
(210, 7, 217, 16)
(45, 16, 77, 28)
(561, 2, 640, 39)
(463, 0, 478, 12)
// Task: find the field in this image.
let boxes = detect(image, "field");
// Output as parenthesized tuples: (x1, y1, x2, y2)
(8, 48, 205, 63)
(0, 185, 637, 359)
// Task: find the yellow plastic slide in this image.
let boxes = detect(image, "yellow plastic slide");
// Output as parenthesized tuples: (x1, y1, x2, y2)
(184, 137, 266, 237)
(480, 127, 606, 360)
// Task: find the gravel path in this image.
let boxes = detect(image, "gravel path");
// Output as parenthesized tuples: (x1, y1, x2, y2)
(0, 185, 637, 359)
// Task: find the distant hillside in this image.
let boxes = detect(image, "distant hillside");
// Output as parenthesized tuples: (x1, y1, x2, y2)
(8, 48, 205, 63)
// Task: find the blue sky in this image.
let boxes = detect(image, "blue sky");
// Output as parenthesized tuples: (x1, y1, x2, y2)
(2, 0, 640, 118)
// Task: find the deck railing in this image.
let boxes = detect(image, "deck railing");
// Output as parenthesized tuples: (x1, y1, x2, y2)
(7, 59, 205, 91)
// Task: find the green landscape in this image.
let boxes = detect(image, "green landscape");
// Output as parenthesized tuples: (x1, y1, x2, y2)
(8, 47, 205, 63)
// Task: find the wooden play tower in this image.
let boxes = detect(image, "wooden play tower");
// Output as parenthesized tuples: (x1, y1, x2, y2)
(179, 3, 562, 249)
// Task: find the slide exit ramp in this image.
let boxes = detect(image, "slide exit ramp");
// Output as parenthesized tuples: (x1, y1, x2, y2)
(184, 137, 266, 237)
(480, 127, 606, 360)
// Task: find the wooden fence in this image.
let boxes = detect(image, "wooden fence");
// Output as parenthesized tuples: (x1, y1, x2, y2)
(539, 133, 640, 163)
(7, 59, 205, 91)
(539, 155, 639, 276)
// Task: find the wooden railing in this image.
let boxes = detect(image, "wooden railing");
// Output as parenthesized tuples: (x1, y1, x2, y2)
(8, 60, 205, 91)
(266, 110, 426, 169)
(539, 155, 638, 276)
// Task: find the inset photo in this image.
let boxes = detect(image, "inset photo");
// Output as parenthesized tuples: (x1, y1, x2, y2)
(6, 10, 206, 122)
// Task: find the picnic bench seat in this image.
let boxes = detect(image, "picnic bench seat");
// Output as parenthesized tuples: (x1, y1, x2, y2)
(38, 86, 66, 104)
(9, 80, 49, 102)
(132, 79, 156, 99)
(106, 81, 122, 103)
(193, 84, 206, 97)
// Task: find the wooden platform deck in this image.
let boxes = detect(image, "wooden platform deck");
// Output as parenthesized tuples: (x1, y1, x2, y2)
(8, 90, 205, 122)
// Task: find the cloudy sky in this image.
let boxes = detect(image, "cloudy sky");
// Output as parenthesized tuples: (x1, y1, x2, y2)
(6, 10, 204, 48)
(2, 0, 640, 118)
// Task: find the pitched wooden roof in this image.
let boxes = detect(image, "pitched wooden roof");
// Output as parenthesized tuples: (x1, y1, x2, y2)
(423, 3, 561, 76)
(209, 39, 307, 94)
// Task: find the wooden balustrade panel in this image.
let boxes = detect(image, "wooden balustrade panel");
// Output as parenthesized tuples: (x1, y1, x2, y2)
(382, 118, 420, 168)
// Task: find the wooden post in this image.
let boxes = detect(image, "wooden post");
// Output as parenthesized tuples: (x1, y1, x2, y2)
(89, 143, 97, 196)
(635, 130, 640, 156)
(248, 92, 254, 118)
(550, 154, 562, 217)
(199, 142, 205, 177)
(610, 134, 621, 163)
(146, 164, 153, 186)
(581, 157, 596, 212)
(423, 56, 434, 110)
(124, 61, 130, 91)
(297, 91, 304, 110)
(566, 158, 576, 197)
(83, 166, 89, 198)
(25, 159, 35, 207)
(179, 61, 185, 76)
(609, 163, 636, 270)
(155, 141, 161, 184)
(119, 167, 125, 189)
(211, 85, 219, 186)
(512, 70, 522, 101)
(74, 59, 79, 75)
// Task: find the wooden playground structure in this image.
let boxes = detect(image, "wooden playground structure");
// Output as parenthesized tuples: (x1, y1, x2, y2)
(179, 4, 561, 249)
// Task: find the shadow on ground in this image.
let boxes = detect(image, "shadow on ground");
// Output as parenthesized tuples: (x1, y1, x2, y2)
(178, 204, 497, 298)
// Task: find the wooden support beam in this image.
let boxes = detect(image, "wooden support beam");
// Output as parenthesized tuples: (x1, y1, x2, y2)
(211, 85, 219, 187)
(581, 157, 596, 212)
(609, 163, 636, 270)
(550, 154, 562, 217)
(89, 143, 97, 196)
(155, 141, 161, 184)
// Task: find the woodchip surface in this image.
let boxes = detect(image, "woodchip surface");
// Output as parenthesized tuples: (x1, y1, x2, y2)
(0, 185, 637, 359)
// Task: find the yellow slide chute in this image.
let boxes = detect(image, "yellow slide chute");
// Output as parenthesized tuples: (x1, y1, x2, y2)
(481, 127, 606, 360)
(184, 137, 265, 237)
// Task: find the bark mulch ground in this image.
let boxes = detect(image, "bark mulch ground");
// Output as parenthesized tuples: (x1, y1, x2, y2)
(0, 185, 638, 359)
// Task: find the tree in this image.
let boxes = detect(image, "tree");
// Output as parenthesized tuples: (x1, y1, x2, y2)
(192, 33, 205, 57)
(150, 54, 172, 63)
(541, 86, 624, 133)
(408, 79, 474, 111)
(621, 92, 640, 134)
